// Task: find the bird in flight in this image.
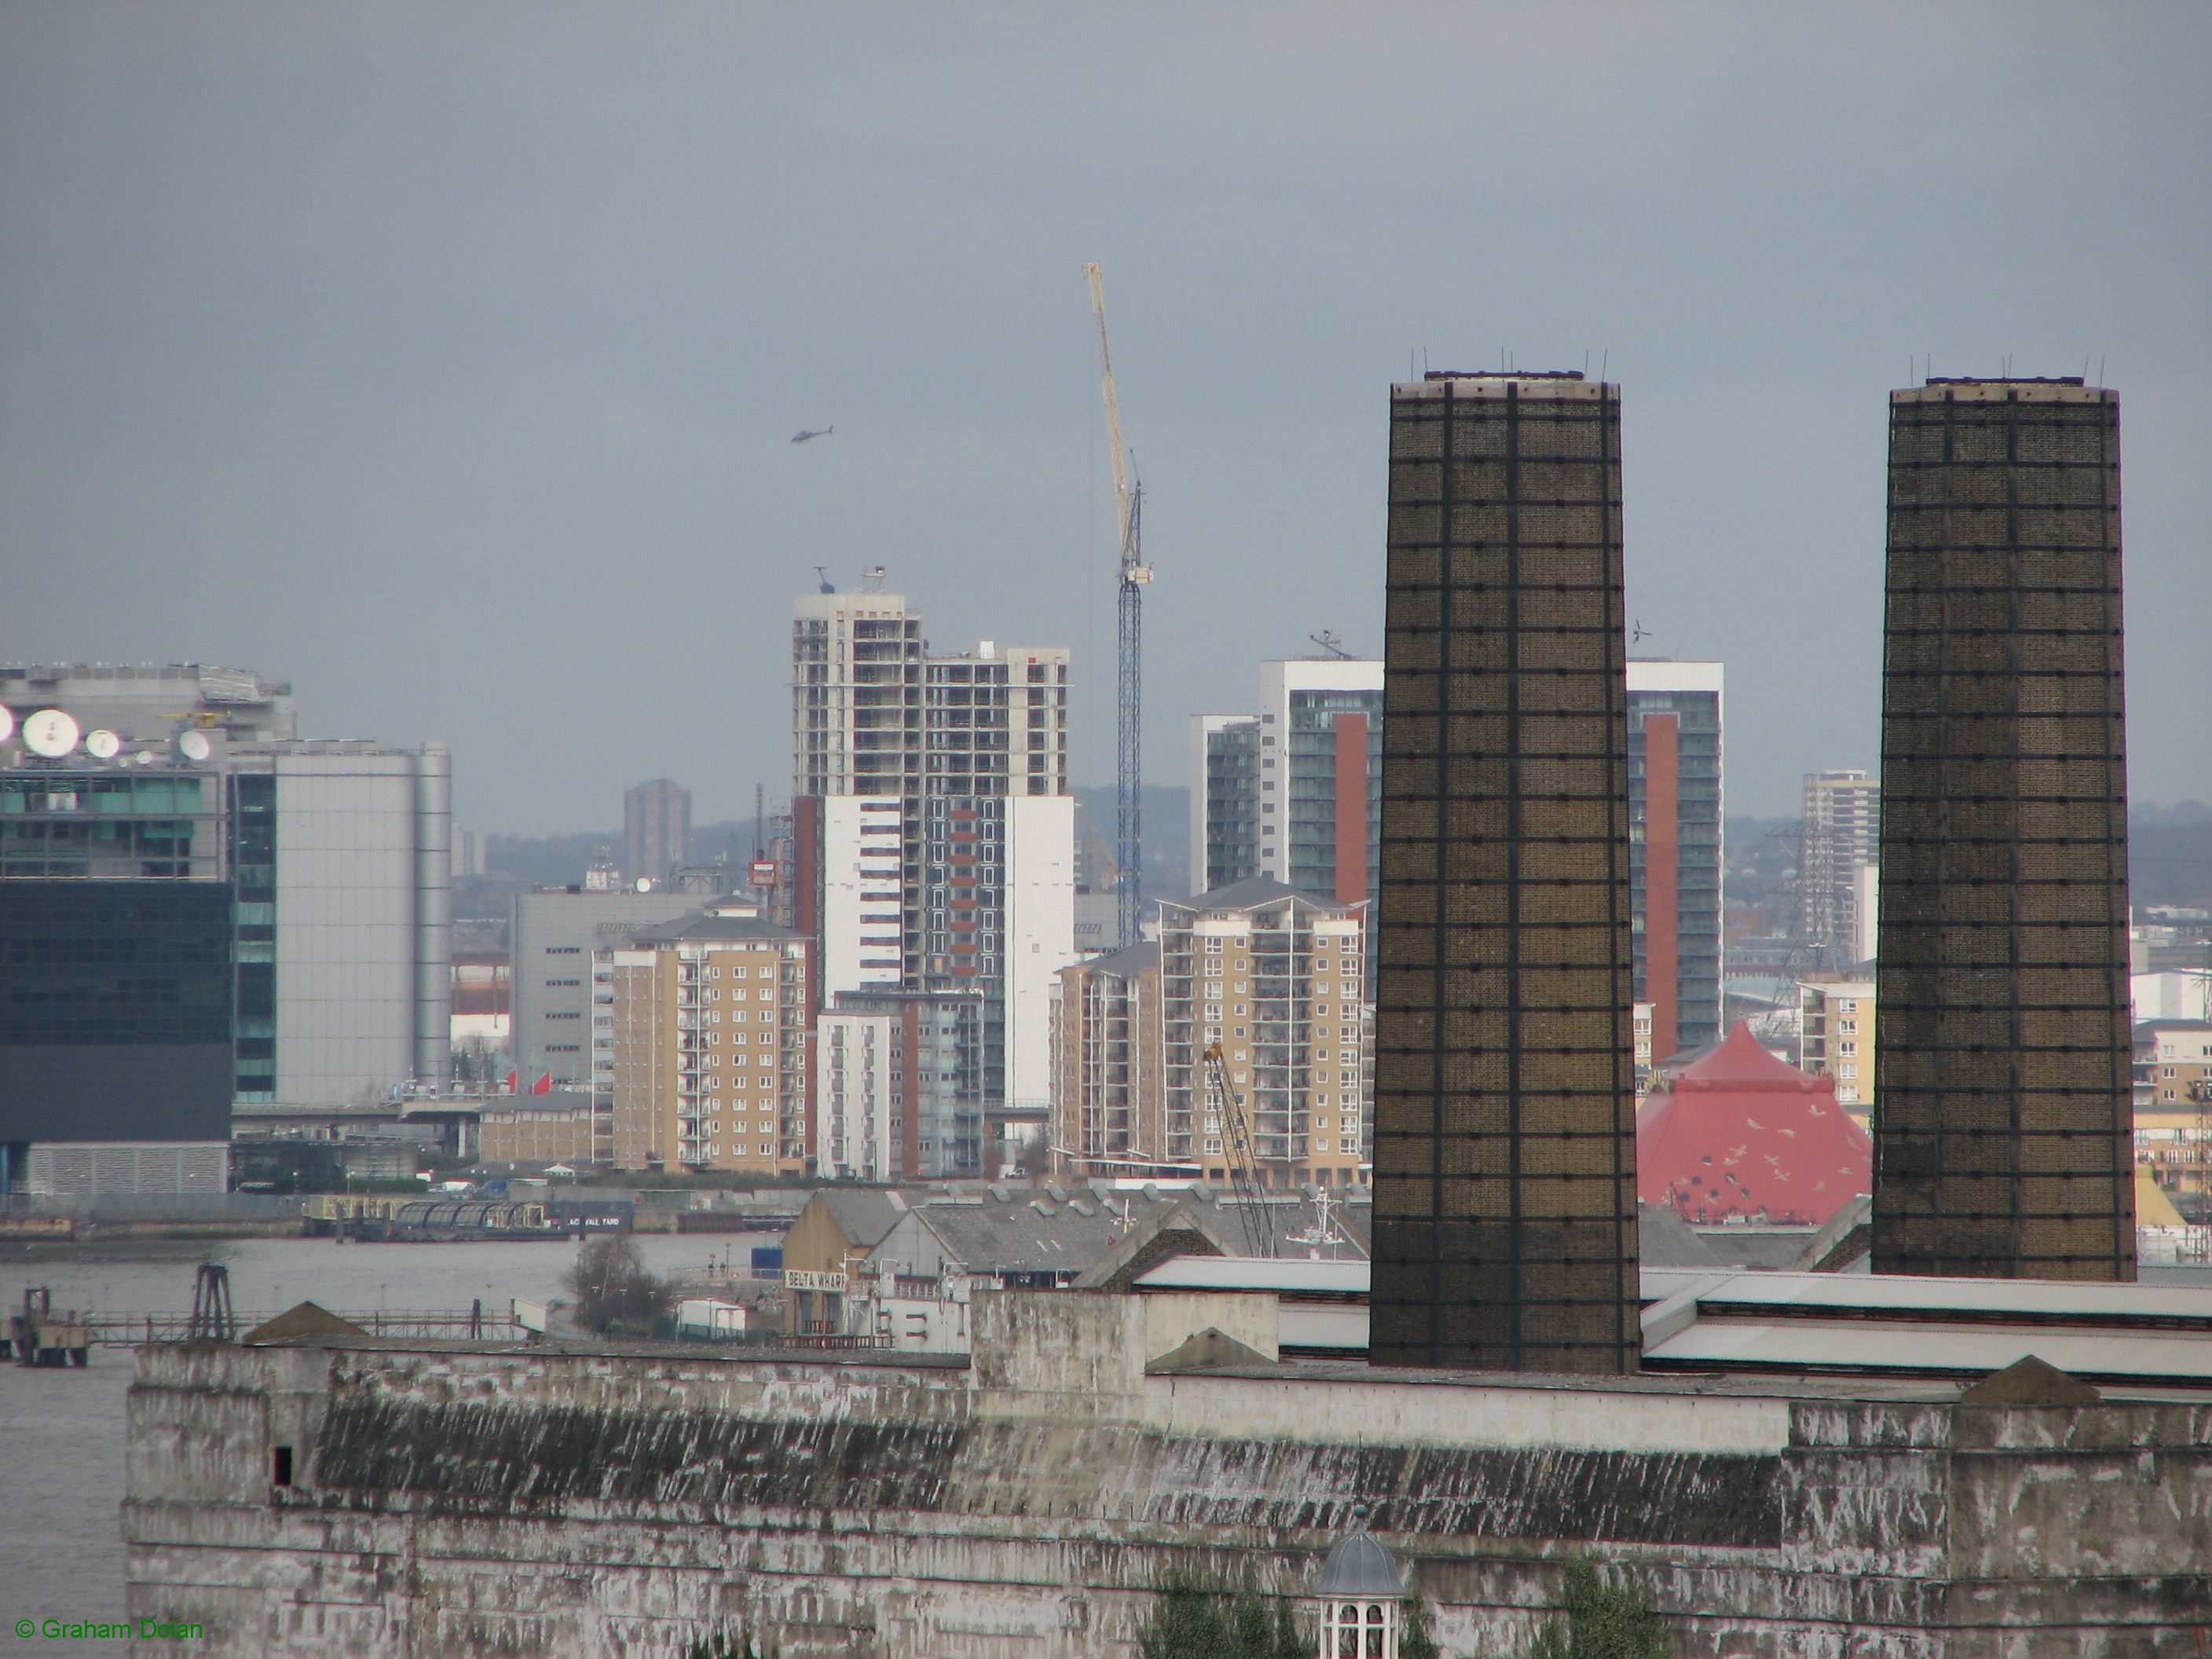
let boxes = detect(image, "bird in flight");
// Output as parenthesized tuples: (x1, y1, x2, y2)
(791, 427, 833, 444)
(1631, 619, 1651, 644)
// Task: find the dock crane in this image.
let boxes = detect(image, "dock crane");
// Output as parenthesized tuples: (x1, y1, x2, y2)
(1085, 263, 1152, 950)
(1203, 1041, 1276, 1258)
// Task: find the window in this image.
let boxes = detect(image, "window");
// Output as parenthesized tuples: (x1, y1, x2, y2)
(273, 1445, 294, 1486)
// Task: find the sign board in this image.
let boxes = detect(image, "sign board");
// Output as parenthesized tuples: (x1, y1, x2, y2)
(783, 1269, 849, 1293)
(750, 859, 779, 888)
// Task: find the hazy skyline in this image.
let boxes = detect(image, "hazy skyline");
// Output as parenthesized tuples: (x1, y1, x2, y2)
(3, 5, 2206, 833)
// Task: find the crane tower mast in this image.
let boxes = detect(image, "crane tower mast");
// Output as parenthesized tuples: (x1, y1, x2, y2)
(1085, 262, 1152, 948)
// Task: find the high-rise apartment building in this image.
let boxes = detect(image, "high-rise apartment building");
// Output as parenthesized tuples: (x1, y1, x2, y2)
(1157, 880, 1371, 1189)
(1190, 715, 1261, 893)
(815, 1009, 899, 1181)
(1628, 661, 1723, 1061)
(1875, 376, 2134, 1281)
(607, 905, 809, 1173)
(1370, 371, 1639, 1375)
(792, 580, 1077, 1177)
(624, 779, 690, 885)
(822, 988, 987, 1176)
(1800, 770, 1881, 969)
(1191, 659, 1384, 903)
(1050, 941, 1166, 1177)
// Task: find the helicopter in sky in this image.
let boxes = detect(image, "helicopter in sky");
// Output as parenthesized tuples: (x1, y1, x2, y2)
(790, 426, 833, 444)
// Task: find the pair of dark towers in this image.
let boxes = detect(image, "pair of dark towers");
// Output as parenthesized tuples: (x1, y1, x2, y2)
(1369, 371, 2135, 1374)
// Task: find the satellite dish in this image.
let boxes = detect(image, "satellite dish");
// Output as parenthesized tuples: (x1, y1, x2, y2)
(178, 730, 212, 762)
(0, 705, 13, 745)
(85, 728, 122, 760)
(134, 750, 155, 766)
(23, 709, 79, 758)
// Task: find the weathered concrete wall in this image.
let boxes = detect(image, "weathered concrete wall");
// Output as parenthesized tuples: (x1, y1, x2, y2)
(122, 1294, 2212, 1659)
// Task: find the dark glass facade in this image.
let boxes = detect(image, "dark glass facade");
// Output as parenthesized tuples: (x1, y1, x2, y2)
(1874, 379, 2134, 1280)
(1628, 683, 1723, 1053)
(1203, 721, 1260, 892)
(1286, 688, 1385, 902)
(230, 773, 278, 1098)
(0, 771, 219, 879)
(1371, 372, 1640, 1375)
(0, 880, 234, 1141)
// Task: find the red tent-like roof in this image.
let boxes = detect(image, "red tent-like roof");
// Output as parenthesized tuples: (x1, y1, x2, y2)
(1636, 1021, 1872, 1226)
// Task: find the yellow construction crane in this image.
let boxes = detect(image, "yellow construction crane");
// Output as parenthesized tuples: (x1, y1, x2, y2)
(1203, 1041, 1275, 1258)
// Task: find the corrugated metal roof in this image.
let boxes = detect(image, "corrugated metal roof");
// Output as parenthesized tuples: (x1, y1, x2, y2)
(1645, 1320, 2212, 1385)
(1134, 1258, 1369, 1295)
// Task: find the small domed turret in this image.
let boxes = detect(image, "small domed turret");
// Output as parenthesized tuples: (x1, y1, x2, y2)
(1313, 1503, 1405, 1657)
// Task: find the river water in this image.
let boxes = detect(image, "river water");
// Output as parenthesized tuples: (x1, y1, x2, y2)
(0, 1231, 774, 1653)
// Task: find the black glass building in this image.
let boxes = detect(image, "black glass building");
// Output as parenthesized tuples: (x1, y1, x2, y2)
(0, 880, 234, 1144)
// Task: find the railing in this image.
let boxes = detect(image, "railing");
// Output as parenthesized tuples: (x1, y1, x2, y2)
(85, 1308, 524, 1346)
(781, 1331, 895, 1351)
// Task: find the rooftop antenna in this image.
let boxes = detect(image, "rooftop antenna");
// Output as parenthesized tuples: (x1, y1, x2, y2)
(2099, 354, 2107, 386)
(815, 565, 834, 595)
(1309, 630, 1352, 660)
(1600, 349, 1609, 381)
(861, 565, 888, 591)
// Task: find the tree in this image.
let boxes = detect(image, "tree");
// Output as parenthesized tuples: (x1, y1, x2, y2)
(563, 1235, 672, 1339)
(1527, 1560, 1670, 1659)
(1401, 1594, 1441, 1659)
(683, 1628, 767, 1659)
(1137, 1573, 1306, 1659)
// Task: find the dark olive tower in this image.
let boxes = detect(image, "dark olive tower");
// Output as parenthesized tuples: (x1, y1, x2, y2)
(1370, 372, 1640, 1373)
(1875, 377, 2135, 1280)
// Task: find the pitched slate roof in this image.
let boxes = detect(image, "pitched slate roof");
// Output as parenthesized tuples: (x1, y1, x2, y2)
(906, 1186, 1175, 1276)
(815, 1187, 914, 1250)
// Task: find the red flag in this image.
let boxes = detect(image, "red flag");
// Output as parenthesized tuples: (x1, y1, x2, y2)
(504, 1069, 519, 1093)
(531, 1072, 553, 1095)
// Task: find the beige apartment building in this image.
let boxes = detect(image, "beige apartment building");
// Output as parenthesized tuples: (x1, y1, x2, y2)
(2136, 1020, 2212, 1207)
(1800, 977, 1876, 1115)
(1158, 878, 1372, 1190)
(1050, 942, 1169, 1178)
(606, 906, 811, 1174)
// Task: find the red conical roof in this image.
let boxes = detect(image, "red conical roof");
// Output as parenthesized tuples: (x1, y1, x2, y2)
(1636, 1021, 1871, 1226)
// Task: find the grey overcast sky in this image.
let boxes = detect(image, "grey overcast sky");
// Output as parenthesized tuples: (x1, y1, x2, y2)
(2, 5, 2206, 834)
